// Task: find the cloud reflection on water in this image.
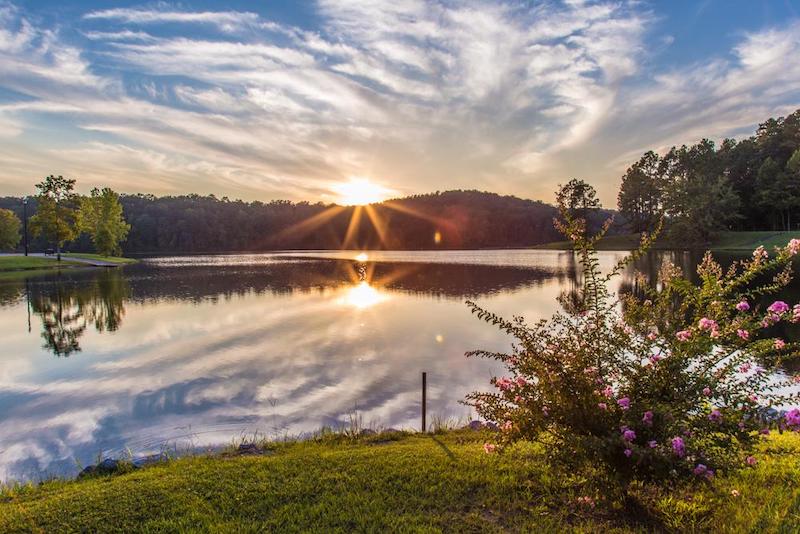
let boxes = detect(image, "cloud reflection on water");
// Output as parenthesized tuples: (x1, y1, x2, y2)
(4, 250, 791, 482)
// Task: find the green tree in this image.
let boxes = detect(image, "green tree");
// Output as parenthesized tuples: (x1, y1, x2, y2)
(661, 142, 741, 244)
(29, 175, 80, 261)
(557, 178, 600, 221)
(617, 151, 663, 233)
(80, 188, 130, 256)
(0, 208, 21, 251)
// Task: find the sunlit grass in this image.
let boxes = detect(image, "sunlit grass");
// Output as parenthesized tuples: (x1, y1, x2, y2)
(63, 253, 137, 264)
(1, 430, 798, 532)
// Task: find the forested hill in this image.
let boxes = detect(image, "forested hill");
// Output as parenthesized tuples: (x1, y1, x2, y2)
(0, 190, 617, 253)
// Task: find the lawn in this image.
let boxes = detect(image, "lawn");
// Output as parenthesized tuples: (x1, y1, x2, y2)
(1, 430, 798, 532)
(0, 256, 80, 272)
(62, 253, 138, 264)
(536, 231, 800, 252)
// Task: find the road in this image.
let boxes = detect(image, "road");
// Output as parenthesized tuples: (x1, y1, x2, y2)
(0, 253, 120, 267)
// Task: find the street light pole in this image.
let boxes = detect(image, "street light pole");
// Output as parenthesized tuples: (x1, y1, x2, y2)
(22, 197, 29, 256)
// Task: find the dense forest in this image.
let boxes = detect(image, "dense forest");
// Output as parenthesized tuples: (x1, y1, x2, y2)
(618, 108, 800, 243)
(0, 191, 617, 253)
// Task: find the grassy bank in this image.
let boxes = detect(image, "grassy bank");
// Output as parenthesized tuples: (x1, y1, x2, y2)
(1, 430, 798, 532)
(536, 231, 800, 252)
(63, 253, 138, 265)
(0, 256, 80, 273)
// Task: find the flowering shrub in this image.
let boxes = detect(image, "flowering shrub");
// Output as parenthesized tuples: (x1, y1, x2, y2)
(466, 201, 800, 485)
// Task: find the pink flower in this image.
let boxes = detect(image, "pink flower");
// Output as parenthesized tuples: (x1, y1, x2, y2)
(501, 421, 513, 432)
(710, 328, 721, 339)
(775, 338, 786, 350)
(739, 363, 752, 373)
(515, 376, 528, 387)
(746, 456, 757, 466)
(736, 300, 750, 312)
(483, 443, 497, 454)
(623, 429, 637, 441)
(708, 409, 722, 422)
(698, 318, 718, 331)
(642, 411, 654, 426)
(676, 330, 692, 341)
(788, 238, 800, 255)
(649, 354, 663, 364)
(617, 397, 631, 410)
(495, 377, 514, 391)
(785, 408, 800, 429)
(648, 440, 658, 448)
(647, 332, 658, 341)
(753, 246, 767, 260)
(671, 436, 686, 458)
(768, 301, 790, 315)
(703, 387, 711, 396)
(737, 329, 750, 340)
(597, 402, 607, 411)
(748, 394, 758, 403)
(693, 464, 708, 476)
(602, 385, 614, 398)
(624, 448, 632, 458)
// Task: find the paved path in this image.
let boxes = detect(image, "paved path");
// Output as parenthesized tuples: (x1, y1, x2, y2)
(0, 253, 121, 267)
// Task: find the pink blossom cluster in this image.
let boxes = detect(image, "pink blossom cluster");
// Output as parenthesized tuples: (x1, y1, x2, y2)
(676, 330, 692, 341)
(671, 436, 686, 458)
(788, 238, 800, 256)
(692, 463, 714, 480)
(735, 300, 750, 312)
(786, 408, 800, 430)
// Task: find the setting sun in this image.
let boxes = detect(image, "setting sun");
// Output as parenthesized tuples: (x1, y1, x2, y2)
(332, 177, 394, 206)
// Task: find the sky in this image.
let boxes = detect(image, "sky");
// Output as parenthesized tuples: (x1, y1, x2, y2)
(0, 0, 799, 206)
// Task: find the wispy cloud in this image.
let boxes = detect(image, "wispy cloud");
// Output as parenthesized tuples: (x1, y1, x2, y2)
(0, 1, 798, 203)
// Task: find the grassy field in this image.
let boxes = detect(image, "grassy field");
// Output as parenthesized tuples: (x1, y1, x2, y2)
(0, 256, 80, 272)
(1, 430, 798, 532)
(62, 253, 138, 264)
(537, 231, 800, 252)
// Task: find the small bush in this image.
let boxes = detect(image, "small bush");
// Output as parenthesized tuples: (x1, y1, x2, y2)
(467, 189, 800, 487)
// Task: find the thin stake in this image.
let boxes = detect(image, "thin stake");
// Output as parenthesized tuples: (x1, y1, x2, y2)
(421, 371, 427, 433)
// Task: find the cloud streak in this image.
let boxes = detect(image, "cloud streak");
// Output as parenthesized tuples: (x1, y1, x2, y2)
(0, 1, 798, 203)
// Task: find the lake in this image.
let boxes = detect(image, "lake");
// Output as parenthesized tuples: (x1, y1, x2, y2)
(1, 249, 797, 482)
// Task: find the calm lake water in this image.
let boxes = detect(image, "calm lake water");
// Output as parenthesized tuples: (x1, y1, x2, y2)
(1, 250, 797, 481)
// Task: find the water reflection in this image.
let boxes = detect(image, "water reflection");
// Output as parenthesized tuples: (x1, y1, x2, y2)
(0, 250, 796, 482)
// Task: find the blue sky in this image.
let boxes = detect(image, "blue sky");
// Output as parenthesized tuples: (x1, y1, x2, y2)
(1, 0, 799, 205)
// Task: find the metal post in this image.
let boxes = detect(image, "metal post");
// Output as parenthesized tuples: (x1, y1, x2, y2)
(421, 371, 427, 433)
(22, 197, 28, 256)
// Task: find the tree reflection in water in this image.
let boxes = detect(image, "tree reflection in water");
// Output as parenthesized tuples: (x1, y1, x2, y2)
(28, 269, 129, 356)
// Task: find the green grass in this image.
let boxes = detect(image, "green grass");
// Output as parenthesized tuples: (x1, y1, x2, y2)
(0, 256, 80, 272)
(62, 253, 138, 264)
(1, 430, 799, 533)
(537, 231, 800, 252)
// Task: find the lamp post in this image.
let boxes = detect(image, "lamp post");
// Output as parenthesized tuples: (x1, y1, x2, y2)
(22, 196, 29, 256)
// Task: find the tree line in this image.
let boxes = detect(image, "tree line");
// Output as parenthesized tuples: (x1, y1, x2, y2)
(618, 108, 800, 243)
(0, 189, 617, 254)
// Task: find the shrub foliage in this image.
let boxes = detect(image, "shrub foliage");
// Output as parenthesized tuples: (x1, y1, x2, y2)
(467, 190, 800, 485)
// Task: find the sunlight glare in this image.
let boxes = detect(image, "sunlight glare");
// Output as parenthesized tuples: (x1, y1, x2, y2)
(340, 281, 386, 309)
(333, 177, 394, 206)
(355, 252, 369, 262)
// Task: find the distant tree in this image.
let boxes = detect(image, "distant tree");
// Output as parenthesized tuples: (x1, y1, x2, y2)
(80, 188, 130, 256)
(557, 179, 600, 221)
(29, 175, 80, 261)
(661, 142, 741, 244)
(617, 151, 663, 233)
(0, 208, 21, 251)
(755, 157, 800, 231)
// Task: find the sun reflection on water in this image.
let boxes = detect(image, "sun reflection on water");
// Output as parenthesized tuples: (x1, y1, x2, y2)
(339, 281, 387, 309)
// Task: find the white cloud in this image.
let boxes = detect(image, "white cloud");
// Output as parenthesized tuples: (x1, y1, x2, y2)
(0, 1, 797, 206)
(83, 8, 260, 33)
